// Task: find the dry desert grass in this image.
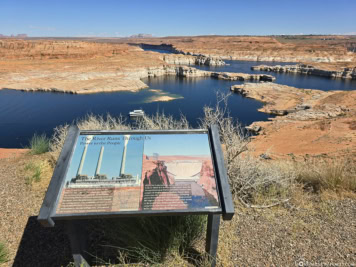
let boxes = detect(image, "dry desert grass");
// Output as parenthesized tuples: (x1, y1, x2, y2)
(0, 110, 355, 266)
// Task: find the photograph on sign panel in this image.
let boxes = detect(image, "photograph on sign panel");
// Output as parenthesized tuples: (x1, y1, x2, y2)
(140, 134, 220, 211)
(56, 134, 145, 214)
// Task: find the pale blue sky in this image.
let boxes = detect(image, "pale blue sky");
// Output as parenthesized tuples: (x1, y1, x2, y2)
(0, 0, 355, 37)
(143, 134, 212, 157)
(66, 135, 144, 181)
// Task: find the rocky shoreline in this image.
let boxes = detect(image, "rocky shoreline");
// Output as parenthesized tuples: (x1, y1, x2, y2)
(136, 43, 226, 66)
(162, 54, 225, 66)
(129, 37, 356, 64)
(231, 83, 349, 119)
(252, 64, 356, 80)
(230, 82, 356, 158)
(2, 65, 275, 94)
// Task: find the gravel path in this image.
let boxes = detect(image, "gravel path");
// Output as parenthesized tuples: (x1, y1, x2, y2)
(218, 196, 356, 266)
(0, 153, 71, 267)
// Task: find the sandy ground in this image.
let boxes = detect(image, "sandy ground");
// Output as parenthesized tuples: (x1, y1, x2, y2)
(0, 151, 355, 266)
(0, 149, 29, 159)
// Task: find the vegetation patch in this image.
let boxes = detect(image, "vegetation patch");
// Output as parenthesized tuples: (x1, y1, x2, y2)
(89, 216, 208, 265)
(0, 241, 9, 264)
(24, 161, 43, 185)
(29, 133, 50, 155)
(295, 158, 356, 193)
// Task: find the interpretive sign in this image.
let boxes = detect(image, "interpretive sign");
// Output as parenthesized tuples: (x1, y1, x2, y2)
(56, 133, 220, 215)
(38, 125, 234, 267)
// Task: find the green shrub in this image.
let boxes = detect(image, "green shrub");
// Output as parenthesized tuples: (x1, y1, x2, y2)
(24, 161, 42, 185)
(90, 215, 207, 265)
(0, 241, 8, 264)
(29, 133, 50, 155)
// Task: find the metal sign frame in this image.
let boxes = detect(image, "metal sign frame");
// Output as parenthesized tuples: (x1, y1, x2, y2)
(38, 125, 234, 267)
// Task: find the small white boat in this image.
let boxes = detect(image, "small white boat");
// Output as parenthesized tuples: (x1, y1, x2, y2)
(129, 109, 145, 118)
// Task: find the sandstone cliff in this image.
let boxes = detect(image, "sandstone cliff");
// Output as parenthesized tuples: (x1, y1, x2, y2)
(162, 54, 225, 66)
(126, 35, 356, 64)
(0, 62, 275, 94)
(230, 82, 356, 158)
(252, 64, 356, 80)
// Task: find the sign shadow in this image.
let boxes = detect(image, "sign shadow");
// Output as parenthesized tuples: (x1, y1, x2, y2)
(13, 216, 72, 267)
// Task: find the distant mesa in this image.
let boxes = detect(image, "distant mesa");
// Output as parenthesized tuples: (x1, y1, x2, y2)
(0, 33, 28, 38)
(129, 33, 153, 38)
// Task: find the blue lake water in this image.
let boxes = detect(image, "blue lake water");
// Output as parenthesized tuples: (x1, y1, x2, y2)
(0, 56, 355, 148)
(195, 60, 356, 91)
(0, 77, 267, 148)
(143, 48, 175, 54)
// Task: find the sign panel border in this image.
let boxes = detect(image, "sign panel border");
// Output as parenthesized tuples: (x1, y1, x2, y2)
(38, 126, 234, 227)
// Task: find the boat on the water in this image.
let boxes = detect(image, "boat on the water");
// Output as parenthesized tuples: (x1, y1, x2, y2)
(129, 109, 145, 118)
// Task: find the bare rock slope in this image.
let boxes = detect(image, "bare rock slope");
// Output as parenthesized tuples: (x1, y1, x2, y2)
(231, 83, 356, 158)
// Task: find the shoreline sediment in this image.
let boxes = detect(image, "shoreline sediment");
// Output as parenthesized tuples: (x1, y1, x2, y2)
(1, 65, 275, 94)
(252, 64, 356, 80)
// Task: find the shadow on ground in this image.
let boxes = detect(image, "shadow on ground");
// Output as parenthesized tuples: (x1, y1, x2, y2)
(13, 216, 208, 266)
(13, 216, 72, 267)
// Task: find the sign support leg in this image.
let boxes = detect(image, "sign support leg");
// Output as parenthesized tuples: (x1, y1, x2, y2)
(65, 220, 90, 267)
(205, 214, 220, 267)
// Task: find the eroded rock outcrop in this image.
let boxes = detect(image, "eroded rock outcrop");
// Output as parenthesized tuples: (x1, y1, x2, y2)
(230, 82, 356, 159)
(195, 55, 225, 66)
(162, 54, 225, 66)
(252, 64, 356, 80)
(230, 82, 348, 119)
(137, 43, 225, 66)
(0, 64, 275, 94)
(129, 36, 356, 64)
(162, 55, 196, 65)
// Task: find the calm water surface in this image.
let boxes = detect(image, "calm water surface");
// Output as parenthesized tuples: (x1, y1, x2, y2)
(0, 77, 267, 148)
(196, 60, 356, 91)
(1, 54, 355, 148)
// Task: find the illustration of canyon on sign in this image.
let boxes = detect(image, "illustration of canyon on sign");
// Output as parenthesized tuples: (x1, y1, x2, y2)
(56, 133, 220, 215)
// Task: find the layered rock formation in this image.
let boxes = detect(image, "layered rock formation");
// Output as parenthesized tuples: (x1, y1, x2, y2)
(0, 39, 139, 60)
(1, 61, 275, 94)
(137, 43, 181, 54)
(161, 53, 225, 66)
(252, 64, 356, 80)
(127, 35, 356, 64)
(136, 43, 225, 66)
(195, 55, 225, 66)
(231, 83, 356, 158)
(231, 83, 349, 118)
(161, 54, 196, 65)
(0, 39, 275, 94)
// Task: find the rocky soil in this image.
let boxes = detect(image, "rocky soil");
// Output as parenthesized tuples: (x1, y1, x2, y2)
(219, 196, 356, 266)
(0, 151, 355, 266)
(231, 83, 356, 159)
